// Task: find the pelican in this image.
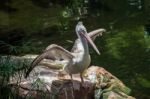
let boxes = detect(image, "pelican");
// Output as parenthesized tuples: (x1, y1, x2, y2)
(25, 21, 105, 83)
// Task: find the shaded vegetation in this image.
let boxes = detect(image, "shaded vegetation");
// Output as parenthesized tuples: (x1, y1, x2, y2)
(0, 56, 29, 99)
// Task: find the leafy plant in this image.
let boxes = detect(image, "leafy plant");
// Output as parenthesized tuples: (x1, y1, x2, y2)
(0, 55, 30, 98)
(0, 41, 19, 54)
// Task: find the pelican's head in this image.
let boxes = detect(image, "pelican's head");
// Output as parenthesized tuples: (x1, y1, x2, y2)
(75, 21, 86, 34)
(75, 21, 100, 55)
(77, 21, 83, 25)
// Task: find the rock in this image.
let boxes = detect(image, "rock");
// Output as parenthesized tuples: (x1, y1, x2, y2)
(10, 79, 94, 99)
(1, 55, 64, 69)
(103, 91, 135, 99)
(51, 80, 94, 99)
(9, 66, 94, 99)
(1, 55, 135, 99)
(85, 66, 135, 99)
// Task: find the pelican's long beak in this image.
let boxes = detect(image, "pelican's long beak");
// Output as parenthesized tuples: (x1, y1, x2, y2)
(81, 32, 100, 55)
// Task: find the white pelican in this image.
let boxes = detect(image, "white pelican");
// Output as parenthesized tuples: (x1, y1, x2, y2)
(25, 21, 105, 83)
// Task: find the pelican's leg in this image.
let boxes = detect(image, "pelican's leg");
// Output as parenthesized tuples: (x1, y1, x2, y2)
(80, 73, 84, 83)
(70, 74, 75, 88)
(70, 74, 73, 82)
(69, 74, 75, 97)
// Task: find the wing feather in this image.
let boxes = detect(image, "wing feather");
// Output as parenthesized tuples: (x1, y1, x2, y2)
(25, 44, 74, 78)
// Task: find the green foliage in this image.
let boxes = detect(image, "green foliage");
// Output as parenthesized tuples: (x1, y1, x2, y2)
(0, 56, 31, 98)
(106, 31, 130, 59)
(136, 75, 150, 88)
(7, 0, 64, 33)
(0, 41, 19, 54)
(106, 27, 146, 59)
(0, 56, 29, 77)
(0, 11, 9, 26)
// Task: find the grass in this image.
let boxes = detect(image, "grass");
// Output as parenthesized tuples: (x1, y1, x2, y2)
(0, 55, 30, 83)
(0, 55, 29, 99)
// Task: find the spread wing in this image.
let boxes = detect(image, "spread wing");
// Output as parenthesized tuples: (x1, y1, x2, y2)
(71, 28, 106, 52)
(25, 44, 74, 78)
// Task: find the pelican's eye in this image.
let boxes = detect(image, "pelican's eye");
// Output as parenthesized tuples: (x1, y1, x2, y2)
(78, 29, 86, 34)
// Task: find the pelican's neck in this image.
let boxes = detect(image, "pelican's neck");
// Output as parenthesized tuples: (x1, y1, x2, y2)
(78, 36, 89, 55)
